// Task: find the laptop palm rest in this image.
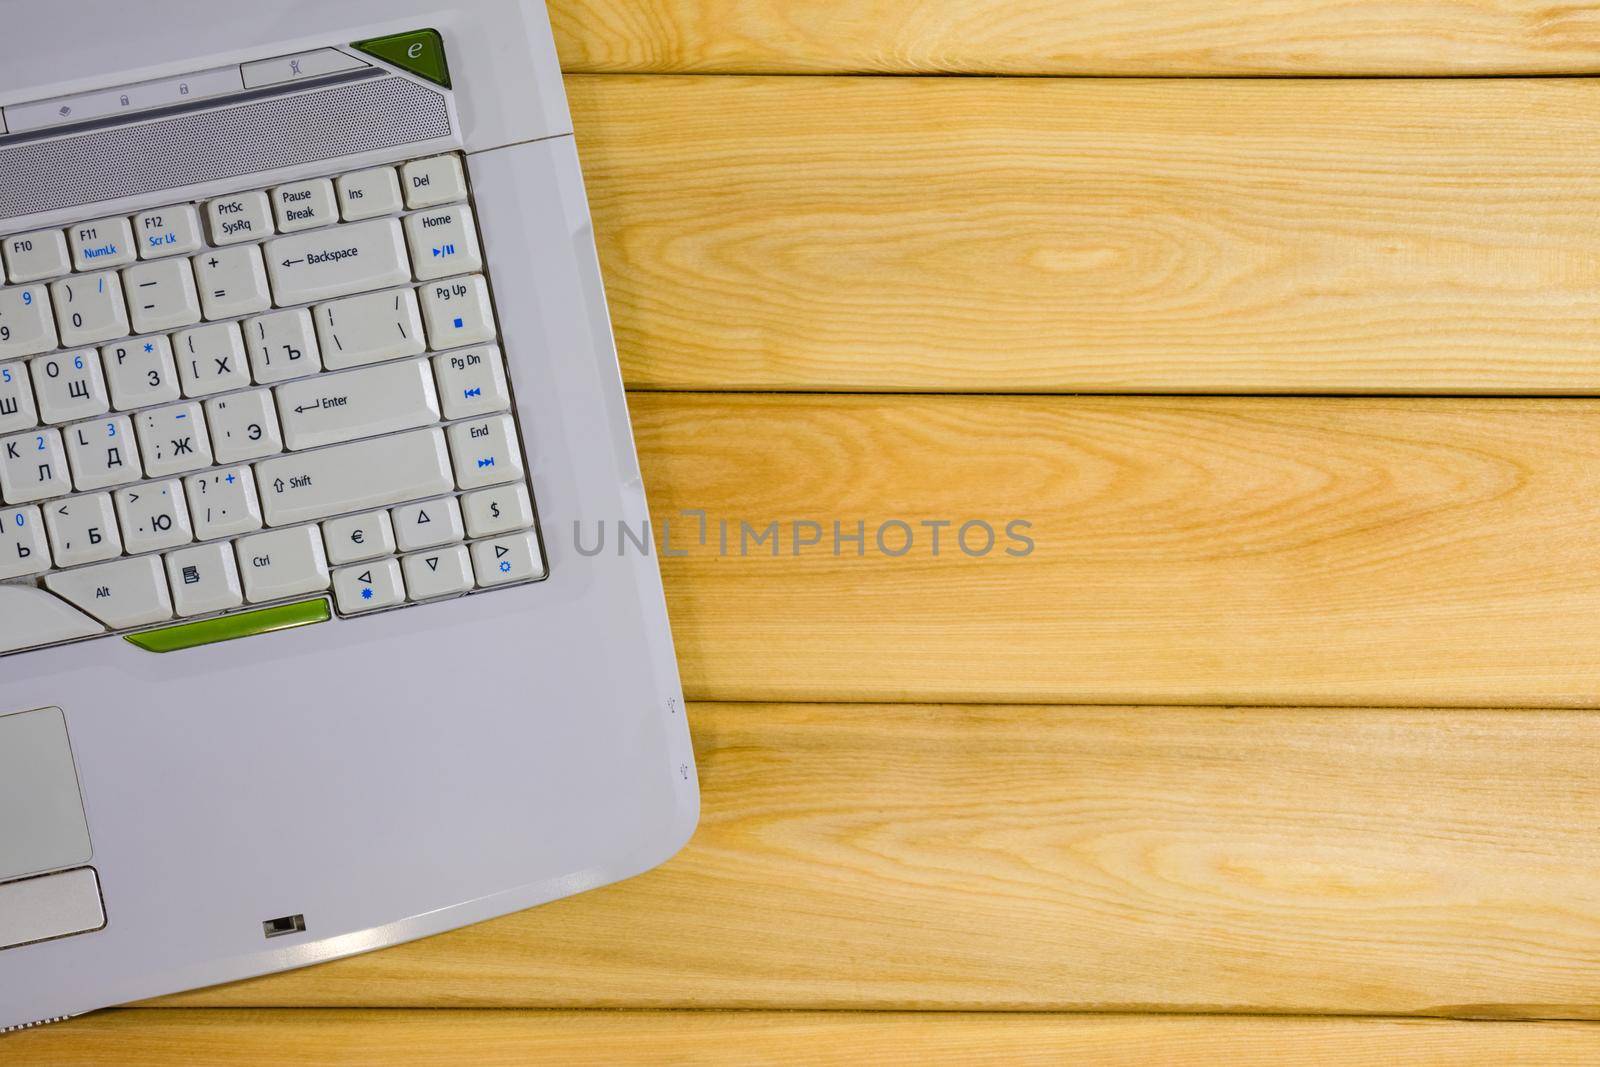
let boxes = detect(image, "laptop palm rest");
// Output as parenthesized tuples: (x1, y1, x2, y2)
(0, 708, 105, 951)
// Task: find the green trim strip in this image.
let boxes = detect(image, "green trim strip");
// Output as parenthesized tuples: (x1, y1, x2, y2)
(124, 599, 331, 654)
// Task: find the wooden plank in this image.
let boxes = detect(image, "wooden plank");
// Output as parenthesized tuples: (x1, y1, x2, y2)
(16, 1010, 1600, 1065)
(569, 76, 1600, 394)
(629, 394, 1600, 707)
(160, 704, 1600, 1016)
(551, 0, 1600, 76)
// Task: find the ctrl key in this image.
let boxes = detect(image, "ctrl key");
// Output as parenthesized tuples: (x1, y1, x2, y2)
(333, 558, 405, 614)
(471, 531, 545, 588)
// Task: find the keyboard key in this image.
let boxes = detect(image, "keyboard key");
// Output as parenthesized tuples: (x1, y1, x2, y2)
(0, 586, 103, 653)
(264, 218, 410, 307)
(336, 166, 403, 221)
(315, 287, 425, 369)
(420, 275, 495, 350)
(115, 479, 193, 554)
(0, 505, 50, 579)
(68, 217, 136, 271)
(123, 258, 201, 334)
(0, 284, 59, 359)
(102, 335, 180, 411)
(272, 178, 338, 233)
(255, 427, 452, 527)
(402, 154, 467, 208)
(64, 414, 140, 491)
(244, 308, 321, 383)
(235, 524, 330, 603)
(322, 509, 395, 565)
(206, 389, 283, 463)
(405, 202, 483, 282)
(462, 483, 534, 539)
(136, 402, 212, 477)
(3, 230, 71, 283)
(0, 361, 38, 433)
(205, 190, 274, 246)
(392, 495, 463, 552)
(333, 557, 405, 613)
(134, 204, 204, 259)
(447, 414, 524, 489)
(165, 542, 243, 617)
(195, 244, 271, 319)
(44, 492, 121, 567)
(276, 357, 438, 451)
(31, 349, 108, 423)
(174, 322, 250, 397)
(242, 47, 368, 89)
(0, 427, 72, 503)
(52, 271, 129, 347)
(45, 555, 173, 628)
(186, 466, 262, 539)
(471, 530, 544, 587)
(403, 544, 473, 601)
(434, 344, 509, 420)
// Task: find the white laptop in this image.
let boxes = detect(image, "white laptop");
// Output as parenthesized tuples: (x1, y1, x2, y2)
(0, 0, 697, 1032)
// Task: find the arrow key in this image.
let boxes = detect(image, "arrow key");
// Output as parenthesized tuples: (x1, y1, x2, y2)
(402, 544, 472, 601)
(471, 531, 544, 588)
(392, 495, 463, 552)
(332, 558, 404, 614)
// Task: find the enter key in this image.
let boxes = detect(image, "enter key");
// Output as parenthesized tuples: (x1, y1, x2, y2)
(275, 356, 440, 451)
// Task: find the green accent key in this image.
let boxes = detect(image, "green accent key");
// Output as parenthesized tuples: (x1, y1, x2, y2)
(125, 599, 331, 654)
(351, 28, 451, 88)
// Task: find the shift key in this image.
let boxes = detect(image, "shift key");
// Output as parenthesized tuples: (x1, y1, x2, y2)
(256, 428, 452, 527)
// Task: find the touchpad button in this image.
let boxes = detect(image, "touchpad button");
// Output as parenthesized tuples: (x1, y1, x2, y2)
(0, 867, 104, 950)
(0, 706, 92, 881)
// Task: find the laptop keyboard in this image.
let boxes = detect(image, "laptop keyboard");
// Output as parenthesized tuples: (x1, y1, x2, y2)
(0, 153, 544, 656)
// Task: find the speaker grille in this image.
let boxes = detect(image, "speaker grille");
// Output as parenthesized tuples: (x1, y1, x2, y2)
(0, 77, 451, 222)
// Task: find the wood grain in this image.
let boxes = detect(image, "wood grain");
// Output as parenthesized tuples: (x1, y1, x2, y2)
(158, 704, 1600, 1017)
(16, 1011, 1600, 1065)
(551, 0, 1600, 76)
(623, 393, 1600, 706)
(569, 75, 1600, 393)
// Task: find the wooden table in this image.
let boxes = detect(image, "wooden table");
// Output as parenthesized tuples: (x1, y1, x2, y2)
(17, 2, 1600, 1061)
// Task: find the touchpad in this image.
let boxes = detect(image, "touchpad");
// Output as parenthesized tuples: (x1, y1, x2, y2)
(0, 707, 92, 880)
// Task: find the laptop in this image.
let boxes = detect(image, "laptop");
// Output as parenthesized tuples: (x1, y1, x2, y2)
(0, 0, 698, 1032)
